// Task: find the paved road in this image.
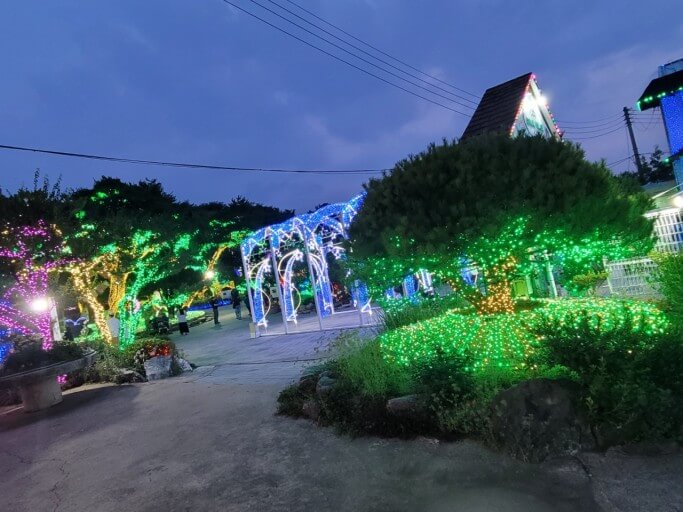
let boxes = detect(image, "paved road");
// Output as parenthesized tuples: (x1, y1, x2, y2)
(0, 310, 680, 511)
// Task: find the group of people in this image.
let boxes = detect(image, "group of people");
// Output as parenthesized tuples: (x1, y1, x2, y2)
(177, 288, 249, 335)
(101, 288, 249, 341)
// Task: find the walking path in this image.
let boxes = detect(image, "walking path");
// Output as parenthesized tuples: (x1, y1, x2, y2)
(0, 308, 680, 511)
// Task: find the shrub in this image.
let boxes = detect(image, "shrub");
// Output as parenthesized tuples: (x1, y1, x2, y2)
(380, 298, 669, 372)
(276, 384, 307, 417)
(379, 312, 538, 371)
(80, 338, 126, 383)
(531, 318, 683, 445)
(653, 252, 683, 326)
(1, 336, 85, 376)
(121, 336, 175, 373)
(525, 298, 669, 337)
(335, 334, 413, 397)
(378, 294, 469, 331)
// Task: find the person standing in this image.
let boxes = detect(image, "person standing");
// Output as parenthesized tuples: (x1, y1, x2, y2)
(107, 313, 120, 345)
(209, 297, 220, 325)
(243, 290, 251, 318)
(230, 288, 242, 320)
(177, 308, 190, 335)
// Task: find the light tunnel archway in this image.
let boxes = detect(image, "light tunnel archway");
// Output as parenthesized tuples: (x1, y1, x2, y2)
(240, 195, 370, 334)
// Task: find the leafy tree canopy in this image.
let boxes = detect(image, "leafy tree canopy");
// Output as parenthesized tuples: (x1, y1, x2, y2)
(619, 147, 675, 185)
(348, 134, 654, 308)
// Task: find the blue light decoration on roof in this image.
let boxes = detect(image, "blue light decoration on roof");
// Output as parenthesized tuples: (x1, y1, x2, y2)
(661, 92, 683, 158)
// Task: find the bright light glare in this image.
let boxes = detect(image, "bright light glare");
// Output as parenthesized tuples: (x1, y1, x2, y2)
(30, 297, 50, 312)
(537, 95, 548, 107)
(204, 270, 216, 280)
(673, 195, 683, 209)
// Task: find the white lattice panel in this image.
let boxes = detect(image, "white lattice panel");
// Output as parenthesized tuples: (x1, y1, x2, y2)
(604, 257, 659, 298)
(646, 207, 683, 253)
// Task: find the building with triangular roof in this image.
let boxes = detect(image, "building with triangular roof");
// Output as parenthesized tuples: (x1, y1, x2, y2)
(461, 73, 561, 140)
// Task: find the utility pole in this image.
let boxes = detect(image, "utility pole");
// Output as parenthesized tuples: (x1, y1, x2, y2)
(623, 106, 645, 181)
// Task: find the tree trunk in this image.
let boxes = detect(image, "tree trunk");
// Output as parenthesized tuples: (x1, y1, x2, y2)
(447, 264, 516, 315)
(69, 267, 112, 343)
(107, 274, 128, 313)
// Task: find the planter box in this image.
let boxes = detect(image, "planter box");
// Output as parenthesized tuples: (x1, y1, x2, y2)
(0, 350, 97, 412)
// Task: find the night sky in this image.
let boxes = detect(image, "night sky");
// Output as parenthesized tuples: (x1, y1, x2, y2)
(0, 1, 680, 213)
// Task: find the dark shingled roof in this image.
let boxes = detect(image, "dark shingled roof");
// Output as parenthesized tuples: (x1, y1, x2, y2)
(461, 73, 532, 140)
(637, 68, 683, 110)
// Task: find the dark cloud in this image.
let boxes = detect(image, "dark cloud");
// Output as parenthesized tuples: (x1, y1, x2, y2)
(0, 0, 679, 213)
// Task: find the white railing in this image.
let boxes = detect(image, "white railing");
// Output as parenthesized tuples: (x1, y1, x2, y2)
(604, 206, 682, 297)
(604, 257, 659, 298)
(646, 207, 683, 253)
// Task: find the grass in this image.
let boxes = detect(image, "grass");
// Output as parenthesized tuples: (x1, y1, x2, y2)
(279, 297, 681, 447)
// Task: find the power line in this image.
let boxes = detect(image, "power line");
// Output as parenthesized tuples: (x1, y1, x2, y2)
(606, 156, 632, 168)
(0, 144, 389, 175)
(242, 0, 476, 111)
(557, 112, 627, 125)
(221, 0, 472, 116)
(562, 119, 625, 134)
(281, 0, 480, 100)
(261, 0, 479, 107)
(565, 125, 625, 141)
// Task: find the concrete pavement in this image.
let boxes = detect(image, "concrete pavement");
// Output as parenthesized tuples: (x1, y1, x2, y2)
(0, 309, 680, 511)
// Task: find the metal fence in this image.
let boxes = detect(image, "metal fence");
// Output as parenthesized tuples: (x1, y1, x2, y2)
(604, 206, 682, 297)
(604, 257, 659, 298)
(646, 207, 683, 253)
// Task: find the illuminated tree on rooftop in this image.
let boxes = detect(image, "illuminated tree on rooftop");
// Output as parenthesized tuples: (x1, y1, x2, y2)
(349, 134, 654, 314)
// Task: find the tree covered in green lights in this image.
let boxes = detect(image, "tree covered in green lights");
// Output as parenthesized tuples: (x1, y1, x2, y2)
(348, 134, 654, 313)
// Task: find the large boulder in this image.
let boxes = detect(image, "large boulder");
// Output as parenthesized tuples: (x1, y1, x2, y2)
(316, 375, 337, 397)
(143, 355, 172, 381)
(386, 394, 425, 417)
(175, 357, 193, 373)
(490, 378, 594, 463)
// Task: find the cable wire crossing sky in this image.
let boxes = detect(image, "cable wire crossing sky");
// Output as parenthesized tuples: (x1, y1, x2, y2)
(0, 0, 679, 210)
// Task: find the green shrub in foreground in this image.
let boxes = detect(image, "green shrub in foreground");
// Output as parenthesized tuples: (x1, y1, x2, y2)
(653, 251, 683, 327)
(532, 321, 683, 445)
(335, 333, 413, 397)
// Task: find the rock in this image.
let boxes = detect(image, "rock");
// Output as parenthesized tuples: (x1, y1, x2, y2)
(143, 355, 172, 381)
(116, 369, 146, 384)
(302, 399, 321, 421)
(490, 378, 594, 463)
(301, 364, 325, 378)
(386, 394, 425, 417)
(316, 375, 337, 396)
(175, 357, 193, 373)
(298, 374, 318, 395)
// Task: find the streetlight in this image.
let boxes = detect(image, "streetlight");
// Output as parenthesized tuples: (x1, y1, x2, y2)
(30, 297, 50, 313)
(204, 270, 216, 280)
(672, 194, 683, 209)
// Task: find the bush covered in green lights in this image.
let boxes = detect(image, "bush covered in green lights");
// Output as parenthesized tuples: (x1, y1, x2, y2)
(380, 312, 538, 371)
(280, 297, 682, 446)
(379, 298, 669, 371)
(378, 294, 469, 331)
